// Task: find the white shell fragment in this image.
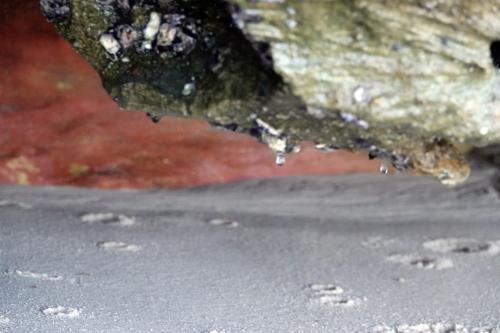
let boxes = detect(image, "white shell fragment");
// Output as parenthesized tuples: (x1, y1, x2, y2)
(255, 118, 288, 154)
(99, 33, 121, 59)
(142, 12, 161, 51)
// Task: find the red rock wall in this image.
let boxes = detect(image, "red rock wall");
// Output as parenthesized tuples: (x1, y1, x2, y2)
(0, 1, 379, 189)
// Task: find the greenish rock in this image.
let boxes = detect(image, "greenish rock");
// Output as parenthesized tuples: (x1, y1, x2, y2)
(40, 0, 500, 185)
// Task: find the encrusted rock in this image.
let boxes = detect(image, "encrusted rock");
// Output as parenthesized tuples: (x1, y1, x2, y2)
(40, 0, 70, 22)
(40, 0, 500, 185)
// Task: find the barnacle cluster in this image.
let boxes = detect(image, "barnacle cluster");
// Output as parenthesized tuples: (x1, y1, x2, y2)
(39, 0, 70, 22)
(99, 11, 197, 61)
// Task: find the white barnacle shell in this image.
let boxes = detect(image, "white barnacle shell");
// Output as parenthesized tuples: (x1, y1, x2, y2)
(157, 23, 178, 47)
(116, 25, 139, 49)
(142, 11, 161, 50)
(99, 33, 121, 59)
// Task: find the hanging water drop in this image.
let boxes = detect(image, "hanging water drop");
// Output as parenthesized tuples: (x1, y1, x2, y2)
(352, 86, 371, 104)
(275, 153, 286, 167)
(182, 82, 196, 96)
(379, 163, 389, 175)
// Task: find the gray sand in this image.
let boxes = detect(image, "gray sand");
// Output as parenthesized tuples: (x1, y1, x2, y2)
(0, 172, 499, 332)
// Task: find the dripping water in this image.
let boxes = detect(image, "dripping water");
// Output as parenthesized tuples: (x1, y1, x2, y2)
(275, 153, 286, 167)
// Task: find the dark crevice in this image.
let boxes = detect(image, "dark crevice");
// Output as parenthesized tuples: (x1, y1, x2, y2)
(490, 40, 500, 68)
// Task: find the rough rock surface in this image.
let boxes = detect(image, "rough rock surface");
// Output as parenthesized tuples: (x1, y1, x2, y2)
(39, 0, 500, 185)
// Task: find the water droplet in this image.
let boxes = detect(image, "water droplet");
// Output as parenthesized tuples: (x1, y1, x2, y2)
(275, 153, 286, 167)
(182, 83, 196, 96)
(285, 19, 297, 29)
(352, 86, 371, 104)
(379, 163, 389, 175)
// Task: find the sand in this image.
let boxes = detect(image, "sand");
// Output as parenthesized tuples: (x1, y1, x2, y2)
(0, 171, 499, 332)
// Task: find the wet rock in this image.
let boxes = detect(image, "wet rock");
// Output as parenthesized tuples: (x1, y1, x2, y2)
(0, 1, 380, 189)
(39, 0, 500, 185)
